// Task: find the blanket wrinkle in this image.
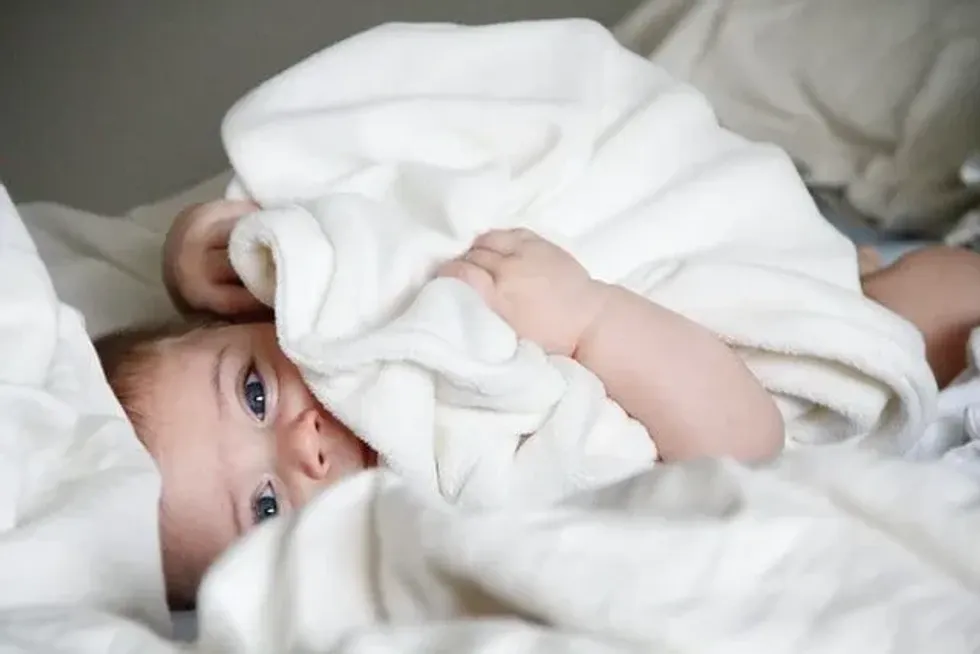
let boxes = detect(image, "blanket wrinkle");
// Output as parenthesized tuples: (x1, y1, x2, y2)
(195, 453, 980, 654)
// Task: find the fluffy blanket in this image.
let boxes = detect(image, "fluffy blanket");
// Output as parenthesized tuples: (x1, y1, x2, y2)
(6, 449, 980, 653)
(0, 186, 168, 633)
(225, 19, 936, 507)
(195, 449, 980, 654)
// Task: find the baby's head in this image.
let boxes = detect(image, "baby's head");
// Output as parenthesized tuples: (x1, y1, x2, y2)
(95, 320, 373, 607)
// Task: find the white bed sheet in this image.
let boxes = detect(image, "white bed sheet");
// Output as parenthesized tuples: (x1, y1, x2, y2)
(0, 184, 170, 636)
(15, 176, 236, 643)
(17, 172, 232, 337)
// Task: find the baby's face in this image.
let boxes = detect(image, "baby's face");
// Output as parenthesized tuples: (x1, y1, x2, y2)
(139, 323, 373, 587)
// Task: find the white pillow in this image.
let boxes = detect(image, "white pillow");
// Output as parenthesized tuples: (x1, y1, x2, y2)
(615, 0, 980, 234)
(0, 184, 169, 632)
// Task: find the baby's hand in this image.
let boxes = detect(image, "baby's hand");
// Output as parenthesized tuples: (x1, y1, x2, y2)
(438, 228, 608, 357)
(163, 199, 265, 316)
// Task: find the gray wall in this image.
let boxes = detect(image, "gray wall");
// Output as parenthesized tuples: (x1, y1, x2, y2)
(0, 0, 637, 213)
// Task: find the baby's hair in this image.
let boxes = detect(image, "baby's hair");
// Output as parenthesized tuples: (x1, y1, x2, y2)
(94, 317, 228, 610)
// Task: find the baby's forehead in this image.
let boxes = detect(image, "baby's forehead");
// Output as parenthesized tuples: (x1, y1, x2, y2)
(140, 329, 231, 401)
(161, 323, 243, 357)
(183, 322, 270, 348)
(147, 321, 276, 393)
(146, 330, 244, 585)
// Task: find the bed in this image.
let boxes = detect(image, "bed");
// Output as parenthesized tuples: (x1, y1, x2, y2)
(1, 2, 979, 652)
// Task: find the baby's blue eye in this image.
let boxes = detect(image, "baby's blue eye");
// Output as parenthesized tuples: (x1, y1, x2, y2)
(251, 481, 278, 524)
(243, 366, 266, 420)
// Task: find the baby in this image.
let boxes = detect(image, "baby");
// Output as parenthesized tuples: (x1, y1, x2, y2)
(98, 200, 980, 607)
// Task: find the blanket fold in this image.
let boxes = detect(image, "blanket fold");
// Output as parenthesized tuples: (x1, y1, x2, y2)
(226, 19, 937, 507)
(195, 453, 980, 654)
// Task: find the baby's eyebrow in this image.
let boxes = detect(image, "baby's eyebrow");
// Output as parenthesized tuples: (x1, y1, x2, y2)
(212, 344, 231, 417)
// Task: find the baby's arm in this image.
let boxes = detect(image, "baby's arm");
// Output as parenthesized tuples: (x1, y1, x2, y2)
(862, 246, 980, 388)
(439, 229, 784, 463)
(573, 282, 784, 462)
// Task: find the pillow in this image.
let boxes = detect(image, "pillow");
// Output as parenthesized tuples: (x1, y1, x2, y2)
(615, 0, 980, 235)
(0, 184, 169, 632)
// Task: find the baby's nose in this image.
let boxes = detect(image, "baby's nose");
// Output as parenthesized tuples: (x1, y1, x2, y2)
(285, 408, 332, 481)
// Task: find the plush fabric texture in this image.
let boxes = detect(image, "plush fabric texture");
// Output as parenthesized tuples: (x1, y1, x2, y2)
(226, 20, 936, 508)
(615, 0, 980, 235)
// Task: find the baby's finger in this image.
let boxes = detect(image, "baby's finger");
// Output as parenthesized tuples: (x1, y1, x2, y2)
(471, 229, 526, 255)
(205, 285, 266, 316)
(463, 246, 506, 276)
(205, 248, 240, 283)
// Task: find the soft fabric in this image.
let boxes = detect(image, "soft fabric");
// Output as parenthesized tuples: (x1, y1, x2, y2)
(4, 449, 979, 653)
(0, 608, 177, 654)
(0, 184, 169, 634)
(946, 153, 980, 250)
(225, 20, 938, 508)
(614, 0, 980, 235)
(908, 326, 980, 479)
(18, 172, 232, 337)
(192, 449, 980, 654)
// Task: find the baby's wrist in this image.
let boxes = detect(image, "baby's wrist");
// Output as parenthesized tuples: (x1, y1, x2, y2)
(571, 280, 615, 360)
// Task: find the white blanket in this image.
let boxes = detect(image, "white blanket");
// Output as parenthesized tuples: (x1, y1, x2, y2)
(191, 449, 980, 654)
(226, 19, 937, 507)
(0, 185, 169, 633)
(6, 449, 980, 653)
(17, 172, 233, 338)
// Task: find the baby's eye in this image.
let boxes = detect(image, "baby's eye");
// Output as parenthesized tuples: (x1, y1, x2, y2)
(242, 365, 266, 420)
(251, 481, 279, 524)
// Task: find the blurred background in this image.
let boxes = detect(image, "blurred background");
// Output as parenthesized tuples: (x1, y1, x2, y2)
(0, 0, 638, 213)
